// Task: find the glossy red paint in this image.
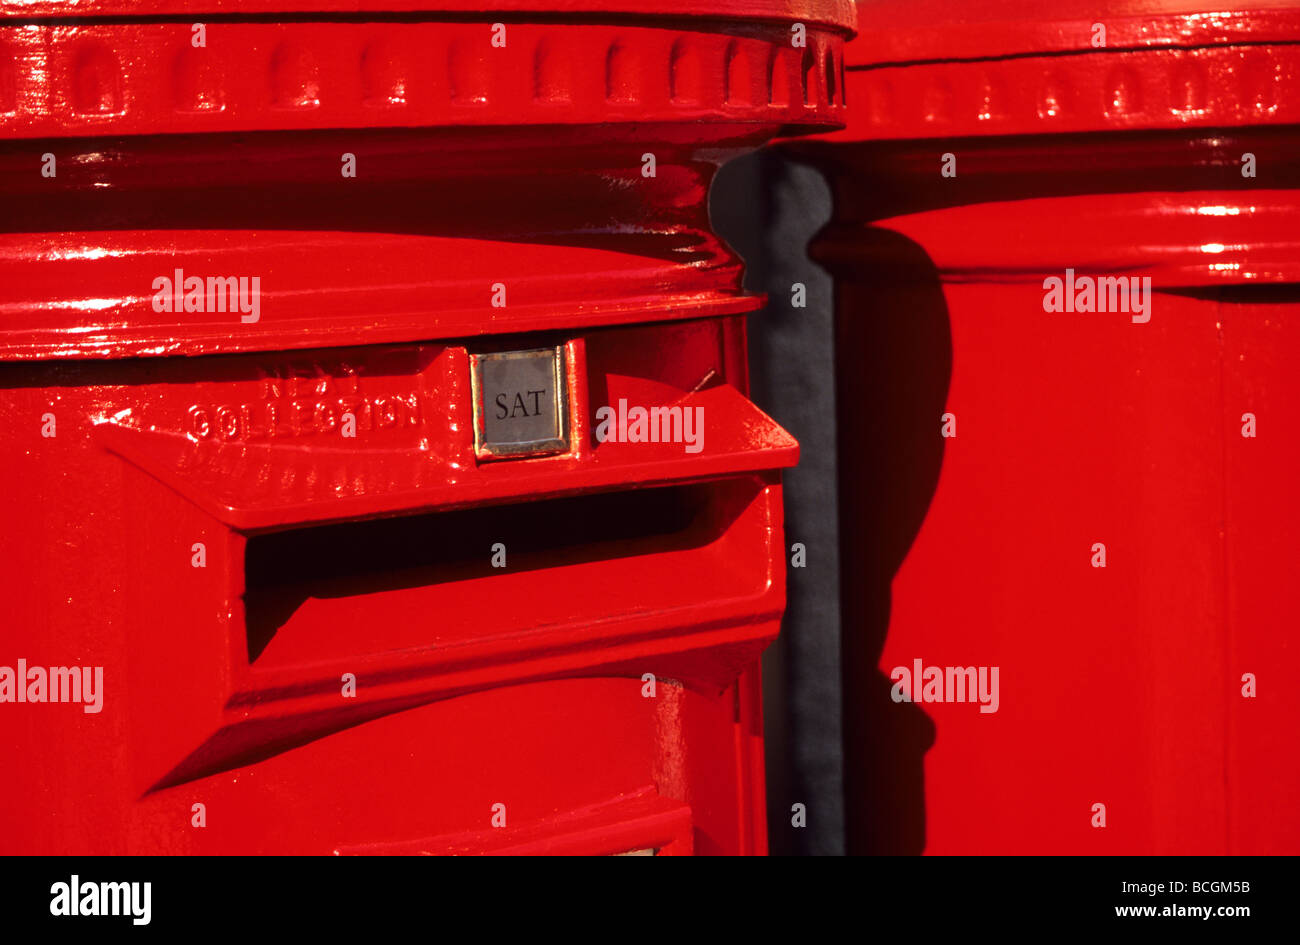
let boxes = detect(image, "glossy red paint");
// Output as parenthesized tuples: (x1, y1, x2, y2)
(787, 2, 1300, 854)
(0, 3, 855, 855)
(1, 0, 856, 23)
(838, 1, 1300, 139)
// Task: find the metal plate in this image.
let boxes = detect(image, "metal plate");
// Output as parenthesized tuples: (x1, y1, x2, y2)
(469, 346, 568, 460)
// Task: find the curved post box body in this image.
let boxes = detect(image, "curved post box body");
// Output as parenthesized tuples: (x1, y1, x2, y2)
(786, 0, 1300, 855)
(0, 1, 856, 855)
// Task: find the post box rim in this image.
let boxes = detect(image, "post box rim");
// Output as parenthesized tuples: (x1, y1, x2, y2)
(0, 0, 858, 33)
(843, 0, 1299, 67)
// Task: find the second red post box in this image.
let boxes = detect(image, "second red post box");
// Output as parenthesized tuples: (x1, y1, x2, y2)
(786, 0, 1300, 855)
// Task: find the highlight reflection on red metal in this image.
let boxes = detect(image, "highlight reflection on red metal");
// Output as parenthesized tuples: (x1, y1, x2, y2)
(0, 2, 856, 855)
(788, 0, 1300, 854)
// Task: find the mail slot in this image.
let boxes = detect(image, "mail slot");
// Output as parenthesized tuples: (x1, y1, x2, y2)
(0, 1, 855, 854)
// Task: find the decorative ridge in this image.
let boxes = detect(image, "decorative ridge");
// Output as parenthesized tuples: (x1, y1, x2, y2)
(833, 41, 1300, 140)
(0, 19, 848, 139)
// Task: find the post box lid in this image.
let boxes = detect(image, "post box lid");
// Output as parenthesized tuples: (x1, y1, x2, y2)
(847, 0, 1298, 66)
(0, 2, 854, 360)
(830, 0, 1300, 137)
(0, 3, 855, 140)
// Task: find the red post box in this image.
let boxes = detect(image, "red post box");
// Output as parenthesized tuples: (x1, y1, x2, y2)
(785, 0, 1300, 854)
(0, 1, 855, 855)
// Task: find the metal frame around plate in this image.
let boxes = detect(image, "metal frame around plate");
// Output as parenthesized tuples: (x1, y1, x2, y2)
(469, 345, 569, 460)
